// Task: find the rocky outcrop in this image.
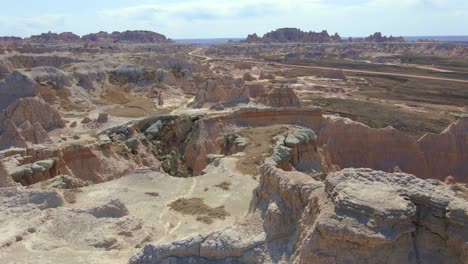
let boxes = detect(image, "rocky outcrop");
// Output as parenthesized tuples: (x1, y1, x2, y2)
(184, 108, 324, 175)
(0, 36, 22, 43)
(258, 71, 275, 80)
(82, 30, 173, 43)
(27, 31, 81, 43)
(140, 115, 198, 177)
(0, 61, 10, 80)
(0, 120, 28, 150)
(0, 70, 37, 110)
(61, 134, 159, 183)
(292, 169, 467, 263)
(137, 109, 467, 182)
(1, 127, 161, 186)
(318, 115, 468, 182)
(189, 78, 289, 109)
(26, 67, 72, 87)
(0, 160, 15, 187)
(365, 32, 405, 43)
(2, 30, 173, 44)
(131, 167, 467, 263)
(109, 64, 156, 85)
(0, 97, 64, 132)
(245, 28, 342, 43)
(8, 158, 59, 186)
(188, 76, 245, 108)
(268, 128, 325, 174)
(155, 69, 177, 85)
(419, 116, 468, 180)
(71, 62, 108, 90)
(257, 87, 302, 108)
(20, 122, 51, 144)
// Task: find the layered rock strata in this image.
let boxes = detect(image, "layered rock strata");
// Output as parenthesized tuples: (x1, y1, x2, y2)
(131, 164, 467, 263)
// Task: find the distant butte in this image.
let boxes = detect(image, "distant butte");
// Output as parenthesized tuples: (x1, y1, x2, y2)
(0, 30, 174, 44)
(244, 27, 404, 43)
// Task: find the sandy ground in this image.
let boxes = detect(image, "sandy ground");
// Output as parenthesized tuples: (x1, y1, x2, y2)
(73, 157, 258, 244)
(0, 157, 258, 264)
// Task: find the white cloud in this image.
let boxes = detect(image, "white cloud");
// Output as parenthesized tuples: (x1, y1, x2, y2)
(366, 0, 452, 8)
(98, 0, 330, 38)
(0, 0, 465, 39)
(101, 0, 324, 21)
(0, 14, 69, 37)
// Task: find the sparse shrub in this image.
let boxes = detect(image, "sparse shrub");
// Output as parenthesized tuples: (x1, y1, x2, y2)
(145, 192, 160, 197)
(214, 181, 232, 191)
(168, 198, 230, 225)
(63, 189, 83, 204)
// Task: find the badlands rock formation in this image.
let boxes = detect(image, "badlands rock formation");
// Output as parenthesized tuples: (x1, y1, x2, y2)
(28, 31, 81, 43)
(244, 28, 404, 43)
(257, 87, 302, 108)
(131, 132, 467, 263)
(189, 79, 302, 109)
(245, 28, 342, 43)
(0, 70, 37, 110)
(0, 160, 15, 187)
(319, 115, 468, 182)
(0, 120, 28, 150)
(0, 97, 64, 133)
(82, 30, 174, 43)
(365, 32, 405, 42)
(0, 30, 173, 44)
(0, 30, 466, 264)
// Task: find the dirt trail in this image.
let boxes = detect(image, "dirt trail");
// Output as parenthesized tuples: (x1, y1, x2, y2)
(156, 177, 198, 243)
(189, 48, 468, 84)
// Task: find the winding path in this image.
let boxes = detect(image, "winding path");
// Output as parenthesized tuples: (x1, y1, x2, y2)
(189, 48, 468, 84)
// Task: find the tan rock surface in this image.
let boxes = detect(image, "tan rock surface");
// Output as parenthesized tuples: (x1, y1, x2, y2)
(131, 166, 467, 264)
(21, 122, 51, 144)
(0, 120, 28, 150)
(0, 96, 64, 132)
(0, 160, 15, 187)
(318, 115, 468, 182)
(257, 87, 302, 108)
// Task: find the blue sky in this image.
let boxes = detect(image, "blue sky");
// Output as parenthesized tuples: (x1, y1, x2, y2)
(0, 0, 467, 38)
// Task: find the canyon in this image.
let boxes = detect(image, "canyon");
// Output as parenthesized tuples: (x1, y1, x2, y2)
(0, 29, 466, 264)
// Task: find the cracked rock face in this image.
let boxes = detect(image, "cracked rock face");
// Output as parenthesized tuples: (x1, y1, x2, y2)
(0, 188, 153, 258)
(130, 167, 467, 264)
(0, 96, 65, 133)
